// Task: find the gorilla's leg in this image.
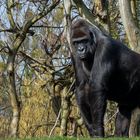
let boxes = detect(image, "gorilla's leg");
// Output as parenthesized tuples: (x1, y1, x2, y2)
(115, 105, 132, 137)
(89, 93, 107, 137)
(78, 102, 94, 136)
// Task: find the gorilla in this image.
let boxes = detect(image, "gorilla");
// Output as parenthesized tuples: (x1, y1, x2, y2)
(71, 19, 140, 137)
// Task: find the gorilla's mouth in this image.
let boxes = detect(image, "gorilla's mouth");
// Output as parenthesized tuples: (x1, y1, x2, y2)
(79, 53, 87, 60)
(78, 47, 87, 59)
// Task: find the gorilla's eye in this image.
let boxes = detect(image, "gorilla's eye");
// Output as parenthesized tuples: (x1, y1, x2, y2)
(73, 41, 79, 45)
(73, 39, 89, 45)
(81, 39, 89, 44)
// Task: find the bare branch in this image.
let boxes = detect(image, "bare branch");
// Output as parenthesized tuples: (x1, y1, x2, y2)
(22, 0, 60, 35)
(49, 109, 61, 137)
(6, 0, 16, 28)
(19, 51, 54, 70)
(32, 25, 64, 28)
(72, 0, 107, 31)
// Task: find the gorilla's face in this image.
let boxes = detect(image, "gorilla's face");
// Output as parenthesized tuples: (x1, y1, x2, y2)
(71, 20, 96, 61)
(72, 34, 95, 60)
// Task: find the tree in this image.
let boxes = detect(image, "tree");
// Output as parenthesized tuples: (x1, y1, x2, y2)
(1, 0, 60, 137)
(119, 0, 140, 52)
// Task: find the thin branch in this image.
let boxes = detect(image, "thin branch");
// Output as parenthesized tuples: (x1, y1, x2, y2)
(0, 106, 10, 111)
(19, 51, 54, 70)
(0, 28, 17, 33)
(22, 0, 60, 35)
(52, 65, 71, 75)
(6, 0, 16, 28)
(105, 109, 119, 125)
(49, 109, 61, 137)
(0, 46, 11, 53)
(32, 25, 64, 28)
(0, 28, 35, 36)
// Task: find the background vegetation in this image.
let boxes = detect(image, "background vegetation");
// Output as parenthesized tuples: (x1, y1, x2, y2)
(0, 0, 140, 139)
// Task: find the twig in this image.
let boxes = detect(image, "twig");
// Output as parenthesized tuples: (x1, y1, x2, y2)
(105, 109, 119, 125)
(19, 51, 54, 70)
(49, 109, 61, 137)
(32, 25, 64, 28)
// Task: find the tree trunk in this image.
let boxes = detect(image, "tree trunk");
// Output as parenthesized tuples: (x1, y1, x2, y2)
(7, 51, 20, 137)
(93, 0, 108, 21)
(130, 0, 137, 20)
(118, 0, 140, 51)
(60, 87, 71, 136)
(129, 108, 140, 137)
(7, 35, 25, 137)
(72, 0, 105, 30)
(5, 1, 60, 137)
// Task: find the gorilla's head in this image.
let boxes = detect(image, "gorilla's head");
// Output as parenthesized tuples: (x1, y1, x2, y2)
(71, 19, 101, 61)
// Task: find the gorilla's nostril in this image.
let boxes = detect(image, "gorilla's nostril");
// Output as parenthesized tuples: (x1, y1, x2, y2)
(78, 46, 85, 52)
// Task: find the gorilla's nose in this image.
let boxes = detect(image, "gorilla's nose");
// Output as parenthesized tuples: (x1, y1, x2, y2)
(78, 45, 85, 53)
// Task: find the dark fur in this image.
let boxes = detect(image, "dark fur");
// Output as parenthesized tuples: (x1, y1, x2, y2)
(71, 19, 140, 137)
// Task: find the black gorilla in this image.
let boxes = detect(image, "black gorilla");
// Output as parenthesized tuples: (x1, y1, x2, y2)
(71, 19, 140, 137)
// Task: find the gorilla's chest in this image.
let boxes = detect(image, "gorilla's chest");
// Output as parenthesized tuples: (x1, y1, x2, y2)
(82, 61, 93, 77)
